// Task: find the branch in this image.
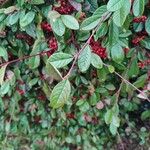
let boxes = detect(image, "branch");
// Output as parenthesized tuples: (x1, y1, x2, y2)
(0, 50, 50, 68)
(64, 12, 111, 79)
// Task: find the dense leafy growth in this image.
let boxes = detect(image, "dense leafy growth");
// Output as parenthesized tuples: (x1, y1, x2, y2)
(0, 0, 150, 149)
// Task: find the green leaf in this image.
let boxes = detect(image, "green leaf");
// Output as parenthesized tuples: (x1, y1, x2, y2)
(0, 81, 10, 95)
(78, 45, 91, 72)
(8, 11, 20, 25)
(128, 58, 139, 78)
(46, 62, 63, 81)
(50, 17, 65, 36)
(109, 123, 117, 135)
(30, 0, 44, 4)
(145, 16, 150, 36)
(50, 79, 71, 108)
(93, 5, 107, 16)
(48, 10, 61, 22)
(20, 11, 35, 27)
(0, 46, 8, 61)
(111, 44, 124, 63)
(104, 109, 113, 124)
(107, 0, 124, 12)
(113, 0, 131, 27)
(141, 110, 150, 120)
(108, 65, 115, 73)
(140, 38, 150, 49)
(95, 22, 108, 40)
(80, 15, 100, 31)
(0, 65, 7, 85)
(133, 74, 147, 88)
(48, 52, 73, 68)
(108, 21, 119, 47)
(61, 15, 79, 30)
(91, 53, 103, 69)
(28, 56, 40, 69)
(133, 0, 144, 17)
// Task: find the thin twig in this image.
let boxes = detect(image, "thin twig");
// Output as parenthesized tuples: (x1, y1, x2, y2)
(64, 12, 111, 79)
(0, 50, 50, 67)
(115, 55, 136, 103)
(103, 63, 150, 102)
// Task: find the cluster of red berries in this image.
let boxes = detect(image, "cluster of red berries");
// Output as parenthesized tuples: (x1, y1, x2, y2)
(132, 35, 145, 45)
(138, 59, 150, 69)
(133, 16, 147, 23)
(16, 88, 25, 95)
(16, 33, 34, 46)
(123, 47, 130, 54)
(53, 0, 75, 14)
(66, 113, 75, 119)
(84, 113, 99, 124)
(90, 38, 107, 59)
(46, 37, 58, 57)
(137, 31, 148, 36)
(41, 21, 52, 32)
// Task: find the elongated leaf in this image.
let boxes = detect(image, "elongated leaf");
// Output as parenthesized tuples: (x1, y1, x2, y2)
(50, 79, 71, 108)
(107, 0, 124, 12)
(133, 0, 144, 17)
(50, 17, 65, 36)
(20, 11, 35, 27)
(80, 15, 100, 31)
(111, 44, 124, 63)
(0, 46, 8, 61)
(61, 15, 79, 30)
(95, 22, 108, 40)
(108, 21, 119, 47)
(128, 58, 139, 78)
(113, 0, 131, 27)
(145, 16, 150, 36)
(105, 109, 113, 124)
(0, 65, 7, 85)
(78, 45, 91, 72)
(93, 5, 107, 16)
(48, 52, 73, 68)
(30, 0, 44, 4)
(46, 62, 63, 81)
(91, 53, 103, 69)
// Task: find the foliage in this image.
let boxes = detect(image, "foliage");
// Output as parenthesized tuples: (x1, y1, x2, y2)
(0, 0, 150, 149)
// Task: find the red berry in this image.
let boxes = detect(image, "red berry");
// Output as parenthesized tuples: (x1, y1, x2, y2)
(66, 113, 75, 119)
(90, 38, 107, 59)
(133, 16, 147, 23)
(41, 22, 52, 32)
(53, 0, 75, 14)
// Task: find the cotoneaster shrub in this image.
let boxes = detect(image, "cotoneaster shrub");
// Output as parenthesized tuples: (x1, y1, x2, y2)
(0, 0, 150, 149)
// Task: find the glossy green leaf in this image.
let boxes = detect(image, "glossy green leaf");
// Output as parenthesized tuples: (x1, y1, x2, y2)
(133, 0, 144, 17)
(145, 16, 150, 36)
(30, 0, 44, 4)
(78, 45, 91, 72)
(50, 79, 71, 108)
(95, 22, 108, 40)
(107, 0, 124, 12)
(46, 62, 63, 81)
(61, 15, 79, 30)
(0, 46, 8, 61)
(104, 109, 113, 124)
(20, 11, 35, 27)
(50, 17, 65, 36)
(113, 0, 131, 27)
(128, 58, 139, 78)
(111, 44, 124, 63)
(48, 52, 73, 68)
(80, 15, 100, 31)
(0, 65, 7, 85)
(91, 53, 103, 69)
